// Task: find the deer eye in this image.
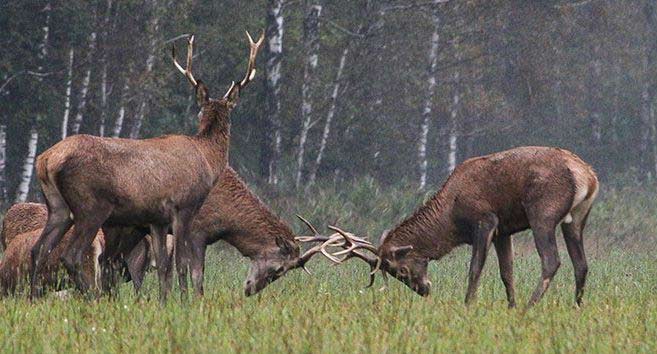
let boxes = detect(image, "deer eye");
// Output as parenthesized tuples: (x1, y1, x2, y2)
(398, 266, 409, 278)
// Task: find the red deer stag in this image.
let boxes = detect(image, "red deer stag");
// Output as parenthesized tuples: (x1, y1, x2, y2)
(329, 147, 598, 307)
(109, 166, 356, 296)
(0, 203, 105, 295)
(29, 32, 264, 301)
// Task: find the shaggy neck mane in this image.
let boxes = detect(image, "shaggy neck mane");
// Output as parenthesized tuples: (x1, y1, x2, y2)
(383, 180, 462, 260)
(217, 168, 297, 258)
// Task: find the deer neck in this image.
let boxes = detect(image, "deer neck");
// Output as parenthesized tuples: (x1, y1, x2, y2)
(384, 191, 461, 261)
(194, 110, 231, 172)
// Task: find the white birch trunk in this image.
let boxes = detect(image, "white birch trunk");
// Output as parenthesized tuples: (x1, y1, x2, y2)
(130, 0, 159, 139)
(17, 3, 50, 202)
(447, 48, 462, 174)
(15, 128, 39, 203)
(263, 0, 285, 185)
(112, 79, 129, 138)
(295, 4, 322, 189)
(0, 125, 6, 204)
(418, 10, 441, 189)
(71, 31, 97, 135)
(98, 0, 113, 137)
(61, 48, 74, 140)
(307, 47, 349, 189)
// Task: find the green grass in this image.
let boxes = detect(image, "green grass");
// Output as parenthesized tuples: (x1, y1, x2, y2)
(1, 180, 656, 353)
(0, 247, 655, 353)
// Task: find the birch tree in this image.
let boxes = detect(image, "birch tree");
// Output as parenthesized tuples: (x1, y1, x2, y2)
(112, 77, 130, 138)
(0, 125, 6, 205)
(15, 2, 51, 203)
(295, 3, 322, 189)
(130, 0, 161, 139)
(418, 7, 441, 189)
(306, 47, 349, 189)
(262, 0, 285, 185)
(15, 128, 39, 203)
(70, 28, 97, 135)
(447, 43, 463, 174)
(61, 48, 74, 140)
(98, 0, 113, 137)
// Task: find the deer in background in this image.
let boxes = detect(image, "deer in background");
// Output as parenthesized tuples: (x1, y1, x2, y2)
(29, 32, 264, 301)
(0, 203, 105, 295)
(329, 146, 599, 308)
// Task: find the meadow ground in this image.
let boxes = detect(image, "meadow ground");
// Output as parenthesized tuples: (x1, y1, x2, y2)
(1, 180, 656, 353)
(0, 248, 655, 353)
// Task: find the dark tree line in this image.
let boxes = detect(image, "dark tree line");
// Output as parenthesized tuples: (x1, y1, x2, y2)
(1, 0, 656, 207)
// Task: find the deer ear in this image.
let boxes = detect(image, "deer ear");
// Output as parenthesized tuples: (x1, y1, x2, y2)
(195, 80, 209, 105)
(224, 81, 240, 104)
(389, 245, 413, 259)
(275, 236, 295, 255)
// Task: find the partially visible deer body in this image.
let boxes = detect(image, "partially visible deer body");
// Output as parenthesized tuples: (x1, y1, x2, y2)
(0, 203, 104, 295)
(332, 146, 599, 307)
(30, 32, 264, 301)
(113, 165, 346, 296)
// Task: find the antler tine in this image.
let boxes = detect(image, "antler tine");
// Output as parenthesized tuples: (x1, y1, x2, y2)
(297, 233, 346, 265)
(239, 30, 265, 88)
(328, 225, 378, 256)
(171, 34, 198, 87)
(296, 214, 320, 236)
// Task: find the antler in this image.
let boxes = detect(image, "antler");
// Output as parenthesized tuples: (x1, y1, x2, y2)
(223, 30, 265, 98)
(171, 35, 198, 87)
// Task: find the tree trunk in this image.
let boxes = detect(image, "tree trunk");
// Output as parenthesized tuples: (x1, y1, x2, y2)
(261, 0, 285, 185)
(15, 128, 39, 203)
(61, 48, 74, 140)
(639, 55, 653, 181)
(295, 3, 322, 189)
(418, 9, 441, 189)
(306, 47, 349, 189)
(130, 0, 160, 139)
(71, 29, 98, 135)
(0, 125, 7, 205)
(17, 3, 50, 203)
(99, 0, 113, 137)
(112, 78, 130, 138)
(447, 46, 462, 174)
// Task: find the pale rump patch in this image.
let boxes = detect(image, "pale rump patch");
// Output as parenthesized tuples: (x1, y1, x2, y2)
(564, 159, 598, 224)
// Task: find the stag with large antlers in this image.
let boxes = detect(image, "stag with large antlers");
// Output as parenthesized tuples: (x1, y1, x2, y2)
(29, 32, 264, 301)
(331, 147, 599, 308)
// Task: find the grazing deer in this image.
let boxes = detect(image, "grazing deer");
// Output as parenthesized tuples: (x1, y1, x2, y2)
(329, 146, 599, 307)
(29, 32, 264, 301)
(111, 166, 349, 296)
(0, 203, 104, 295)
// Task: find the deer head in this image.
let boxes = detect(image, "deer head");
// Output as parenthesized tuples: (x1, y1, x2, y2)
(242, 216, 352, 297)
(327, 226, 432, 297)
(172, 32, 264, 126)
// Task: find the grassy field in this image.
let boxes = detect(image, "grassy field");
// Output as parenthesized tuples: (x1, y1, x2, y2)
(1, 180, 656, 353)
(0, 247, 655, 353)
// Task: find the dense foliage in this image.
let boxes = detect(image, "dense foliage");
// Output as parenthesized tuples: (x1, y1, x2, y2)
(2, 0, 657, 204)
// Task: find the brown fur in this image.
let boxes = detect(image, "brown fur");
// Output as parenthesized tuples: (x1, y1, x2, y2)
(0, 203, 103, 295)
(370, 146, 598, 307)
(1, 202, 48, 250)
(113, 166, 301, 296)
(30, 69, 243, 301)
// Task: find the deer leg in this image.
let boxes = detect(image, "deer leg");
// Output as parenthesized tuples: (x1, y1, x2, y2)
(30, 206, 73, 299)
(149, 224, 173, 303)
(190, 239, 207, 297)
(464, 213, 498, 305)
(527, 222, 561, 307)
(561, 212, 590, 306)
(61, 209, 111, 295)
(173, 208, 197, 300)
(493, 234, 516, 308)
(124, 239, 150, 296)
